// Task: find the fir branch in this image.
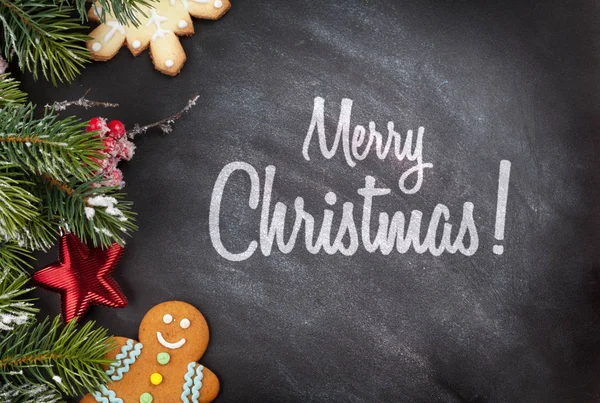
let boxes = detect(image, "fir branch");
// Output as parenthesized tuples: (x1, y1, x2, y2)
(0, 170, 40, 245)
(0, 377, 61, 403)
(0, 242, 33, 281)
(0, 317, 114, 397)
(33, 175, 137, 248)
(45, 90, 120, 111)
(0, 0, 89, 85)
(0, 271, 36, 332)
(0, 73, 26, 106)
(0, 103, 103, 182)
(127, 94, 200, 138)
(4, 211, 56, 252)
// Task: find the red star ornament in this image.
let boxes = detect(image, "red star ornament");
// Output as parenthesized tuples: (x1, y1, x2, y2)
(32, 233, 128, 322)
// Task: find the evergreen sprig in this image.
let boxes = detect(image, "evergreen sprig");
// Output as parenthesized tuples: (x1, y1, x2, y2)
(0, 271, 36, 332)
(33, 176, 136, 247)
(0, 316, 115, 398)
(0, 103, 137, 250)
(2, 206, 55, 252)
(0, 0, 89, 85)
(0, 377, 61, 403)
(0, 1, 148, 401)
(0, 170, 39, 245)
(0, 242, 32, 281)
(0, 103, 102, 182)
(0, 73, 26, 106)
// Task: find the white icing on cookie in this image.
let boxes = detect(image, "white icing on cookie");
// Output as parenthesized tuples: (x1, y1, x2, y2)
(92, 42, 102, 52)
(131, 39, 141, 49)
(191, 0, 222, 8)
(104, 21, 126, 42)
(180, 318, 191, 329)
(165, 59, 174, 68)
(157, 332, 186, 349)
(147, 8, 172, 41)
(171, 0, 225, 12)
(163, 313, 173, 324)
(178, 20, 188, 29)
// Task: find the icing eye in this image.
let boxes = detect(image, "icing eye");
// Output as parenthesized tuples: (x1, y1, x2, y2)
(180, 318, 190, 329)
(163, 314, 173, 324)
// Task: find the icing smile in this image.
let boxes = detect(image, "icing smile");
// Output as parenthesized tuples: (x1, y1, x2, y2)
(156, 332, 186, 349)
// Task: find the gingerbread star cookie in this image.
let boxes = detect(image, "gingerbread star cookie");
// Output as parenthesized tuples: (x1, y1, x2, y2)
(81, 301, 220, 403)
(87, 0, 231, 76)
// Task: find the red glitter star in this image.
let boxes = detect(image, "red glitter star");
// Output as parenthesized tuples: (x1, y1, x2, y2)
(32, 233, 128, 322)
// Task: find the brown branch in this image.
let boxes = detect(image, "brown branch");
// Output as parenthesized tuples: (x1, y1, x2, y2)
(45, 89, 120, 111)
(41, 174, 96, 207)
(0, 0, 42, 45)
(1, 353, 60, 367)
(42, 174, 75, 196)
(0, 137, 63, 146)
(126, 94, 199, 138)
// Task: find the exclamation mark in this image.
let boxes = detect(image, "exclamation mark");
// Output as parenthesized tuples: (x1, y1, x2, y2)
(493, 160, 511, 255)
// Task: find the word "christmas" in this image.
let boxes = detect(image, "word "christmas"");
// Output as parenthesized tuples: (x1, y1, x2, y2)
(209, 97, 482, 262)
(209, 162, 478, 262)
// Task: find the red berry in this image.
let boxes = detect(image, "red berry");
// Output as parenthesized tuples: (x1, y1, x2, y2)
(101, 168, 124, 189)
(110, 168, 123, 182)
(101, 157, 117, 174)
(102, 137, 117, 155)
(87, 117, 107, 135)
(107, 120, 126, 139)
(116, 138, 135, 161)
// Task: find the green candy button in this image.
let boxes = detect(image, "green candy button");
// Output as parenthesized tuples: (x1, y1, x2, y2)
(157, 352, 171, 365)
(140, 392, 153, 403)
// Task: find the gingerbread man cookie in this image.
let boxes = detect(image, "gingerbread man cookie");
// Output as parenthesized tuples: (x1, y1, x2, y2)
(81, 301, 219, 403)
(87, 0, 231, 76)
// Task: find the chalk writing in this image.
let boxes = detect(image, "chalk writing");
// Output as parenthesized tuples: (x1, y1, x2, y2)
(209, 96, 510, 261)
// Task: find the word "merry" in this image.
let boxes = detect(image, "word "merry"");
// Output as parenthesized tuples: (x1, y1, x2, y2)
(302, 97, 433, 194)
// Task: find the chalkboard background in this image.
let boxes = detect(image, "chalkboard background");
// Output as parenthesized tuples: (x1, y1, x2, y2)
(18, 0, 600, 401)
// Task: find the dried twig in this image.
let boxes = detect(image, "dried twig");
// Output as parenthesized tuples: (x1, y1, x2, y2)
(45, 89, 120, 111)
(127, 94, 200, 138)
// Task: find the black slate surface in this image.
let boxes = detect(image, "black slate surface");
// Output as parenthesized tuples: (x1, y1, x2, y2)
(19, 0, 600, 402)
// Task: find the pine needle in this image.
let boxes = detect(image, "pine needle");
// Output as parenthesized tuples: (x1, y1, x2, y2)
(0, 0, 90, 85)
(0, 103, 103, 182)
(0, 73, 26, 106)
(0, 317, 115, 397)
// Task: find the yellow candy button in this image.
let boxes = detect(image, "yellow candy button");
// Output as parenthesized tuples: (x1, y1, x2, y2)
(150, 372, 163, 386)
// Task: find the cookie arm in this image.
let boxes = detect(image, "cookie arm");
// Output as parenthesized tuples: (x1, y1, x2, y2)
(181, 363, 220, 403)
(79, 336, 139, 403)
(199, 365, 220, 403)
(104, 336, 138, 370)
